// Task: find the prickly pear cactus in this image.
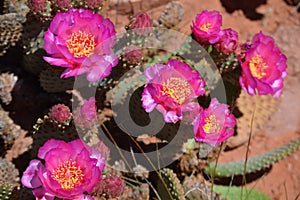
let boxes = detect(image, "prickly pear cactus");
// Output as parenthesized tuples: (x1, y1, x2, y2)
(191, 57, 224, 92)
(0, 158, 19, 186)
(117, 183, 149, 200)
(0, 183, 14, 200)
(155, 1, 184, 29)
(22, 14, 49, 75)
(157, 168, 185, 200)
(1, 0, 10, 14)
(209, 46, 240, 74)
(0, 104, 32, 161)
(0, 13, 25, 56)
(39, 68, 75, 93)
(23, 47, 49, 77)
(105, 67, 146, 106)
(5, 129, 32, 162)
(10, 187, 35, 200)
(205, 137, 300, 178)
(26, 0, 52, 21)
(30, 115, 79, 158)
(178, 140, 223, 174)
(26, 0, 107, 20)
(22, 14, 48, 51)
(213, 185, 270, 200)
(0, 105, 29, 154)
(170, 36, 223, 92)
(183, 174, 221, 200)
(227, 90, 281, 148)
(0, 73, 17, 105)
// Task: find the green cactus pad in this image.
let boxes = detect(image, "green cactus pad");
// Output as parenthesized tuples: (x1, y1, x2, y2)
(0, 158, 19, 186)
(227, 90, 281, 148)
(213, 185, 270, 200)
(31, 116, 79, 158)
(0, 183, 14, 200)
(183, 174, 221, 200)
(209, 46, 240, 74)
(22, 14, 50, 75)
(156, 1, 184, 29)
(0, 13, 24, 56)
(157, 168, 185, 200)
(0, 105, 28, 156)
(205, 138, 300, 178)
(105, 67, 146, 106)
(10, 187, 35, 200)
(39, 68, 75, 93)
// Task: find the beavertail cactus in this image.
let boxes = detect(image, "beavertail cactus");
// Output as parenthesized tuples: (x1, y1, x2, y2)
(31, 115, 79, 158)
(39, 68, 75, 93)
(227, 90, 281, 148)
(0, 183, 14, 200)
(157, 168, 185, 200)
(0, 158, 20, 186)
(205, 137, 300, 177)
(0, 13, 24, 56)
(213, 185, 270, 200)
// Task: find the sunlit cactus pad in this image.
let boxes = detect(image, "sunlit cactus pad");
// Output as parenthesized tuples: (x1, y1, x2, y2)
(227, 90, 281, 148)
(205, 137, 300, 177)
(213, 185, 270, 200)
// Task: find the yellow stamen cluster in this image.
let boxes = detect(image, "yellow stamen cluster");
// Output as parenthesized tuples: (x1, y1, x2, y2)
(161, 77, 192, 105)
(199, 23, 212, 32)
(66, 31, 96, 58)
(249, 55, 268, 79)
(203, 114, 220, 134)
(51, 160, 85, 191)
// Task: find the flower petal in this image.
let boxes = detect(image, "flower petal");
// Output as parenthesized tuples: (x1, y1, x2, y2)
(43, 57, 72, 67)
(38, 139, 68, 159)
(43, 8, 117, 82)
(32, 188, 55, 200)
(141, 86, 157, 113)
(239, 32, 287, 97)
(21, 160, 43, 188)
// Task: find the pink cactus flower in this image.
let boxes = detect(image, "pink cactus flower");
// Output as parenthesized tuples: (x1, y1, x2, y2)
(128, 13, 153, 35)
(239, 32, 287, 97)
(21, 139, 105, 200)
(142, 59, 206, 123)
(215, 28, 239, 54)
(191, 10, 222, 45)
(193, 98, 236, 146)
(49, 104, 71, 123)
(43, 8, 118, 82)
(74, 97, 98, 129)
